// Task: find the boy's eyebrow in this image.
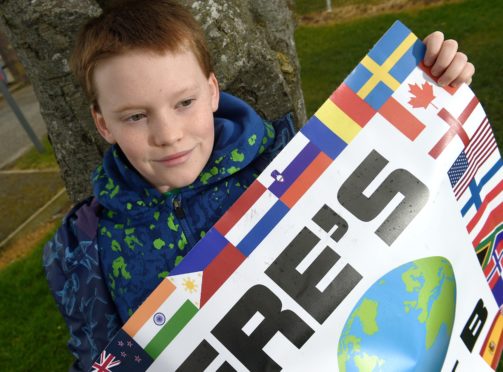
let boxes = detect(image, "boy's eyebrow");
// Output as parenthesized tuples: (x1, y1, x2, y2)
(111, 85, 200, 114)
(171, 84, 200, 97)
(111, 104, 143, 114)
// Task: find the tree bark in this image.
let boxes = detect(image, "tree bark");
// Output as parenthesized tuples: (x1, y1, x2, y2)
(0, 0, 107, 203)
(0, 0, 305, 202)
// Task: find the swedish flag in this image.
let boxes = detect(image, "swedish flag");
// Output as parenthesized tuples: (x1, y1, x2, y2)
(345, 21, 425, 110)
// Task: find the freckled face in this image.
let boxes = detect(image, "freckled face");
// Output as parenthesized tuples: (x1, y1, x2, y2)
(91, 49, 219, 193)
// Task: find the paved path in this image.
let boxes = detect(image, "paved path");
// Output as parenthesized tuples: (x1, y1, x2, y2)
(0, 84, 47, 168)
(0, 84, 70, 250)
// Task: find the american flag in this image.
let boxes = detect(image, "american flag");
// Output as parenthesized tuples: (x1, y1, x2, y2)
(448, 116, 498, 199)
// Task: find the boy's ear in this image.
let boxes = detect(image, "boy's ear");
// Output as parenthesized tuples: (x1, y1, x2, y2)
(209, 73, 220, 112)
(91, 105, 116, 144)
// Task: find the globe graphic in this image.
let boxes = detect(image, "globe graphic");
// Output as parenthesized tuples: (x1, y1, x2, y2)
(338, 256, 456, 371)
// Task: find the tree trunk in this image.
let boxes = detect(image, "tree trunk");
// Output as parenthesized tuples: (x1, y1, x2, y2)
(0, 0, 305, 203)
(0, 0, 108, 203)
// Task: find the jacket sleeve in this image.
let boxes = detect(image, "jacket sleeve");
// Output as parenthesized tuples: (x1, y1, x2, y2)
(43, 197, 122, 371)
(253, 112, 298, 173)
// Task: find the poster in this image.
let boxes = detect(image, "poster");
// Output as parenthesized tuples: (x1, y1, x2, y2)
(92, 21, 503, 372)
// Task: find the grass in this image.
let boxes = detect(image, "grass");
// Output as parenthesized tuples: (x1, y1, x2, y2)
(0, 228, 73, 370)
(0, 0, 501, 370)
(294, 0, 386, 15)
(3, 136, 58, 170)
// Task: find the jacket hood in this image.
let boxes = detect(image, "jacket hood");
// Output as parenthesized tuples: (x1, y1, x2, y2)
(92, 92, 275, 219)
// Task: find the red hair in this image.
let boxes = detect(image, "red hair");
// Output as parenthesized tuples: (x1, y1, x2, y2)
(70, 0, 212, 108)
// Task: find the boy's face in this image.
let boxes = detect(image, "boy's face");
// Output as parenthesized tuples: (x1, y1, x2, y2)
(91, 49, 219, 193)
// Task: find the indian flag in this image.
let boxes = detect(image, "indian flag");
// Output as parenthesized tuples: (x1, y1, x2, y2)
(122, 277, 200, 360)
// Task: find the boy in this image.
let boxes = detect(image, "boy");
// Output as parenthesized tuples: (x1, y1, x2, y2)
(43, 0, 474, 370)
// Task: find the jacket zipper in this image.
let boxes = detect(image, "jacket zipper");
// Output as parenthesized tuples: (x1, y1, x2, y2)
(173, 196, 185, 219)
(172, 194, 198, 248)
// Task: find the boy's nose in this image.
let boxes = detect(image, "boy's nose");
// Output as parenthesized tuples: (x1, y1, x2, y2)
(150, 113, 183, 146)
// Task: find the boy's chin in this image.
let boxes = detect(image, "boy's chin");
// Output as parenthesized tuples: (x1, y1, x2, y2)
(155, 177, 198, 193)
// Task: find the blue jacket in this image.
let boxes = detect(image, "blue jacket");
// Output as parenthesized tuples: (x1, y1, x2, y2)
(43, 92, 296, 371)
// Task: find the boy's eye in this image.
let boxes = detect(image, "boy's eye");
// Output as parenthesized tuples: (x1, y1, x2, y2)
(177, 99, 194, 108)
(126, 113, 146, 122)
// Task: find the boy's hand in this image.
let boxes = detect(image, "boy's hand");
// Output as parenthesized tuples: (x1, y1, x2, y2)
(423, 31, 475, 88)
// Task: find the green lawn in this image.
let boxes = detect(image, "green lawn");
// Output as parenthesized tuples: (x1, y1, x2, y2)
(0, 231, 73, 370)
(294, 0, 386, 15)
(0, 0, 501, 370)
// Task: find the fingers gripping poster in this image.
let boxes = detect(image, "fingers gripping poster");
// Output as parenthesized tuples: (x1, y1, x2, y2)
(92, 21, 503, 372)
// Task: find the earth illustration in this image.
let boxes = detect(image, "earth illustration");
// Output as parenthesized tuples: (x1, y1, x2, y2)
(338, 256, 456, 371)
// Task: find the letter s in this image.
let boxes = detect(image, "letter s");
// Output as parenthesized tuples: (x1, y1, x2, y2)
(338, 150, 429, 245)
